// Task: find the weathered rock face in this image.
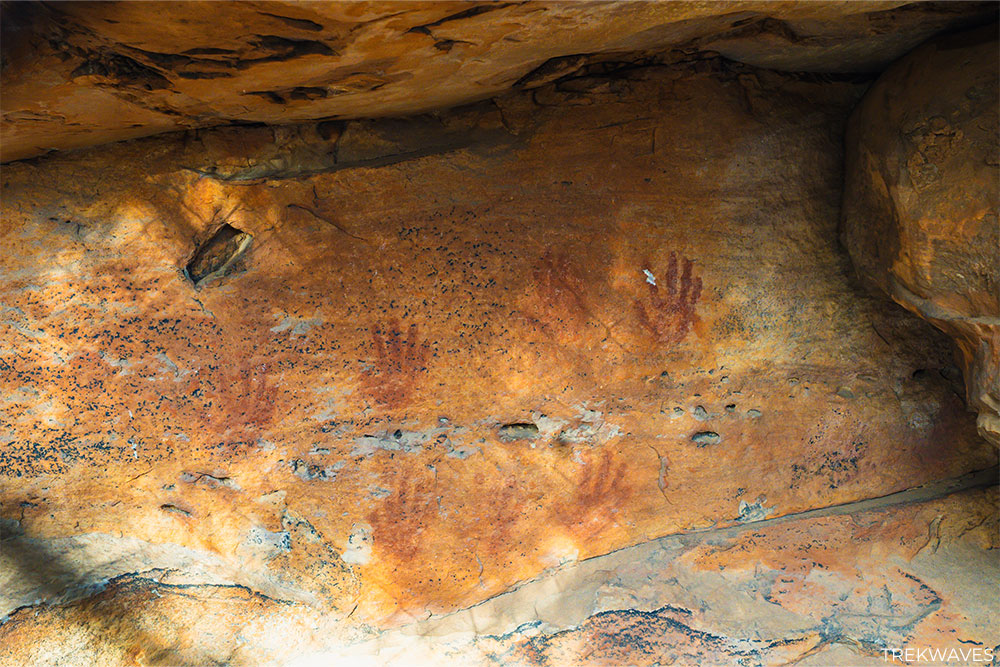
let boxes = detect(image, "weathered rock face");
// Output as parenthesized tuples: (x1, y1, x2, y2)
(842, 25, 1000, 446)
(1, 0, 996, 162)
(3, 482, 996, 665)
(2, 40, 997, 663)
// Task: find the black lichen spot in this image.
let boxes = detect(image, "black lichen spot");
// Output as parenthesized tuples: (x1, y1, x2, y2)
(185, 223, 253, 287)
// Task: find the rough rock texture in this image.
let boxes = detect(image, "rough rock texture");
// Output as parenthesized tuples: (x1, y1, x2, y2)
(842, 25, 1000, 446)
(1, 47, 997, 663)
(3, 479, 996, 665)
(2, 0, 996, 162)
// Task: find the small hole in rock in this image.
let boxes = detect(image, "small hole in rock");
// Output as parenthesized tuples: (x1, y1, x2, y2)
(691, 431, 721, 447)
(186, 223, 253, 287)
(498, 423, 539, 440)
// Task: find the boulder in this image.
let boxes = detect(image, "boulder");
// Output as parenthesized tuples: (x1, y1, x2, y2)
(842, 24, 1000, 445)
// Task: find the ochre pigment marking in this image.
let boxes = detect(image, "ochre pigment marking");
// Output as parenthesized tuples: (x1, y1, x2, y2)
(634, 251, 702, 345)
(554, 449, 630, 538)
(209, 360, 277, 447)
(529, 250, 589, 335)
(361, 320, 430, 408)
(367, 465, 435, 564)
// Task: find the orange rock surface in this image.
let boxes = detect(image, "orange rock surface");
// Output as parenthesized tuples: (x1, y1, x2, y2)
(1, 4, 997, 665)
(2, 0, 995, 161)
(842, 25, 1000, 446)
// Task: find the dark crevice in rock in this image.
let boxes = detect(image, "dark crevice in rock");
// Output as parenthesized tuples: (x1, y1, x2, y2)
(638, 467, 997, 552)
(180, 46, 238, 56)
(245, 86, 338, 104)
(241, 35, 336, 67)
(184, 106, 519, 182)
(126, 36, 337, 77)
(244, 90, 286, 104)
(514, 53, 591, 90)
(184, 223, 253, 287)
(159, 504, 192, 517)
(257, 12, 324, 32)
(406, 2, 522, 36)
(70, 52, 171, 90)
(174, 70, 234, 80)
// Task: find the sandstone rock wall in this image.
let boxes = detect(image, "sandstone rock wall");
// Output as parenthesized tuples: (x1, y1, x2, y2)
(1, 47, 996, 663)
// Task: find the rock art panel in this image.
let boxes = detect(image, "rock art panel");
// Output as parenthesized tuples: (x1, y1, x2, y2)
(1, 44, 997, 661)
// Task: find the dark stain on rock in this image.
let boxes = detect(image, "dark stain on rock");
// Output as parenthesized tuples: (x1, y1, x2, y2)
(433, 40, 473, 52)
(790, 438, 868, 490)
